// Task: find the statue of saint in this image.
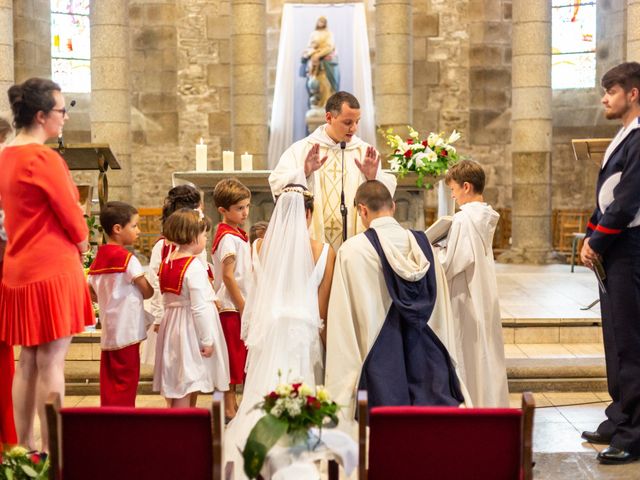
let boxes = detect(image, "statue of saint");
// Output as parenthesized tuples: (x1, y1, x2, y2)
(301, 16, 340, 111)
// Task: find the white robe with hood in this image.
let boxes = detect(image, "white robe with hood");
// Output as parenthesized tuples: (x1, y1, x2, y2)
(437, 201, 509, 407)
(268, 125, 397, 248)
(325, 217, 470, 438)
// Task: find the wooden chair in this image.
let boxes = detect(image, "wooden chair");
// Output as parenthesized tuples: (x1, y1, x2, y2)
(134, 207, 162, 259)
(46, 391, 232, 480)
(357, 390, 535, 480)
(493, 207, 512, 255)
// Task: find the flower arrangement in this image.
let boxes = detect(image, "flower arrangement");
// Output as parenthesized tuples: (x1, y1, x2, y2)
(380, 126, 461, 189)
(242, 380, 339, 478)
(0, 446, 49, 480)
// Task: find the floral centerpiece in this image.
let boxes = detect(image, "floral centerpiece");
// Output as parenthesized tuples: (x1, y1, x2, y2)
(380, 126, 461, 189)
(242, 381, 339, 479)
(0, 446, 49, 480)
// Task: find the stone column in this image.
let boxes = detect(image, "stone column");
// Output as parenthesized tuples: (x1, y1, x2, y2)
(0, 0, 13, 113)
(13, 0, 50, 83)
(500, 0, 558, 264)
(629, 0, 640, 61)
(90, 0, 132, 202)
(375, 0, 412, 154)
(231, 0, 267, 170)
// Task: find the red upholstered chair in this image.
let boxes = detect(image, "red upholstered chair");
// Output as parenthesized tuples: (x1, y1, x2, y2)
(358, 390, 535, 480)
(45, 392, 231, 480)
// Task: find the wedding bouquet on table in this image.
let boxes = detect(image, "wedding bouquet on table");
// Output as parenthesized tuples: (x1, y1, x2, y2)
(0, 446, 49, 480)
(380, 126, 461, 189)
(242, 380, 340, 479)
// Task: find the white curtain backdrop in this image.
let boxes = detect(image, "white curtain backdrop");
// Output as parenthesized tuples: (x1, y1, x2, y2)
(267, 2, 375, 168)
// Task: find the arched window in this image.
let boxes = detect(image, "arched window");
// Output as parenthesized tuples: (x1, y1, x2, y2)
(51, 1, 91, 92)
(552, 0, 596, 90)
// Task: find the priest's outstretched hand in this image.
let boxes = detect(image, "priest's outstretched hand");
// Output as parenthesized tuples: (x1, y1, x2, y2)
(355, 145, 381, 181)
(304, 143, 328, 176)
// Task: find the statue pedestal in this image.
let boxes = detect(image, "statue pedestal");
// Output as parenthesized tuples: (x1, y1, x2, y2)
(305, 107, 325, 135)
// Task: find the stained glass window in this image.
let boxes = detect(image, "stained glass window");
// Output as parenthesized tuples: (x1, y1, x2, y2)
(51, 1, 91, 93)
(552, 0, 596, 90)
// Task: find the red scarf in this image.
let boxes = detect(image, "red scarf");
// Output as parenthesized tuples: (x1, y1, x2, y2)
(158, 238, 213, 281)
(159, 256, 195, 294)
(212, 223, 248, 255)
(88, 244, 132, 275)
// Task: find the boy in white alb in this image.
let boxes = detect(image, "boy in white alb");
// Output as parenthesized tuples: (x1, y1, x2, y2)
(212, 178, 252, 420)
(88, 201, 154, 407)
(437, 160, 509, 407)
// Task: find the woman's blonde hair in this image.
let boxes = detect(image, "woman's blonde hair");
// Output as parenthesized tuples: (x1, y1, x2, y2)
(163, 208, 212, 245)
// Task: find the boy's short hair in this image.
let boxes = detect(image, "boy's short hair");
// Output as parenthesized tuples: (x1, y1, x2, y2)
(445, 160, 486, 194)
(354, 180, 394, 212)
(163, 208, 212, 245)
(249, 221, 269, 244)
(325, 91, 360, 116)
(100, 201, 138, 236)
(213, 178, 251, 210)
(602, 62, 640, 101)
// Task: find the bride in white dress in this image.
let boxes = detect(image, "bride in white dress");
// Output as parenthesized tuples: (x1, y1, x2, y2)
(224, 184, 335, 479)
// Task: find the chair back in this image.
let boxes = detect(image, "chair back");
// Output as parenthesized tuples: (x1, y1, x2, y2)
(47, 392, 225, 480)
(366, 393, 534, 480)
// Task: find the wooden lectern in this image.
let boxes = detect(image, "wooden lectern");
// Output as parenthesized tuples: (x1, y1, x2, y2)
(46, 143, 120, 208)
(571, 138, 612, 167)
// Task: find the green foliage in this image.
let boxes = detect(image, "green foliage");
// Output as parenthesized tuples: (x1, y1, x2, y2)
(0, 447, 49, 480)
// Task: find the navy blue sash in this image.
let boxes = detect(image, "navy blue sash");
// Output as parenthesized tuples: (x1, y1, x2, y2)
(357, 228, 464, 417)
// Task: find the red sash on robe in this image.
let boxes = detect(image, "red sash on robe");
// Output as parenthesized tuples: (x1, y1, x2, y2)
(212, 223, 248, 255)
(159, 238, 213, 280)
(88, 244, 132, 275)
(159, 256, 195, 294)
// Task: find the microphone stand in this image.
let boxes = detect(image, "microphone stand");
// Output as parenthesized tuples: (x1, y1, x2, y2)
(340, 141, 347, 242)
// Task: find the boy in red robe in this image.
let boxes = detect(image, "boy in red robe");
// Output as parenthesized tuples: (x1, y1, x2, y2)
(88, 202, 154, 406)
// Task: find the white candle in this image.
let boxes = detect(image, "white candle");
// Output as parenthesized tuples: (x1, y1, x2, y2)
(222, 150, 235, 171)
(241, 152, 253, 171)
(195, 138, 207, 172)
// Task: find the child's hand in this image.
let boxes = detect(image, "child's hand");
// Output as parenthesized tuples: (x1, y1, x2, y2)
(215, 300, 222, 312)
(153, 324, 160, 333)
(201, 345, 214, 357)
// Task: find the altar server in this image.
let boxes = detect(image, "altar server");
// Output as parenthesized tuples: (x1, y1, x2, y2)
(269, 91, 396, 249)
(437, 160, 509, 408)
(580, 62, 640, 465)
(88, 202, 154, 406)
(325, 181, 465, 436)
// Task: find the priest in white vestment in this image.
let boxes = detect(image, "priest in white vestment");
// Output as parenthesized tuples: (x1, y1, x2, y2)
(437, 160, 509, 407)
(269, 91, 397, 250)
(325, 181, 467, 437)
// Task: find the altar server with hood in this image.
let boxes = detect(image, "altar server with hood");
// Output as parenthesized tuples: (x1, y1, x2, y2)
(437, 160, 509, 408)
(269, 91, 396, 249)
(325, 180, 466, 434)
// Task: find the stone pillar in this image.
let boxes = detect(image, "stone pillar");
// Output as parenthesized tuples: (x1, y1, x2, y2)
(0, 0, 13, 113)
(375, 0, 412, 155)
(500, 0, 558, 264)
(90, 0, 132, 202)
(13, 0, 50, 83)
(231, 0, 267, 170)
(629, 0, 640, 61)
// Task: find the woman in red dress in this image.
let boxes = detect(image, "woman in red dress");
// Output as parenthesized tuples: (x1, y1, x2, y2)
(0, 78, 94, 451)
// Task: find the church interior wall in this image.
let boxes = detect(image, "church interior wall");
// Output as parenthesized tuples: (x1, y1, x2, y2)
(7, 0, 632, 215)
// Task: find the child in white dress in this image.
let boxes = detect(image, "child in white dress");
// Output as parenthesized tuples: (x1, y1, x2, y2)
(153, 209, 230, 407)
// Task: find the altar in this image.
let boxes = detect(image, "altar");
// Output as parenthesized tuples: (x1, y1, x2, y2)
(172, 170, 435, 233)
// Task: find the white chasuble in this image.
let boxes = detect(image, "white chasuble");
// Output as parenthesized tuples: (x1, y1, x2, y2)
(269, 125, 397, 250)
(437, 201, 509, 408)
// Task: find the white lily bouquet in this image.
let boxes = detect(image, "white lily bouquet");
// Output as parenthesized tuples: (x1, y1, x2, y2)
(380, 126, 461, 189)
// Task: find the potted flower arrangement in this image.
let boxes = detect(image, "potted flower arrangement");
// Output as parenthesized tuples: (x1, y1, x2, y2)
(0, 446, 49, 480)
(242, 381, 339, 479)
(380, 126, 461, 189)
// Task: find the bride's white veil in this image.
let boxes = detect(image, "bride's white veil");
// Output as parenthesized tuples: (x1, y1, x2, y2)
(242, 185, 320, 386)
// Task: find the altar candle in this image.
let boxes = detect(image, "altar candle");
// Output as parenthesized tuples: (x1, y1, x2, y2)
(195, 138, 207, 172)
(223, 150, 235, 171)
(241, 152, 253, 171)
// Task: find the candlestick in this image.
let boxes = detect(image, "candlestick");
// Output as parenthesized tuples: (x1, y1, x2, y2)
(222, 150, 235, 171)
(195, 138, 207, 172)
(241, 152, 253, 171)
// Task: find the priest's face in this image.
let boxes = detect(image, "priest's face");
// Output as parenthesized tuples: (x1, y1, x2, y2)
(601, 84, 637, 121)
(325, 103, 360, 144)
